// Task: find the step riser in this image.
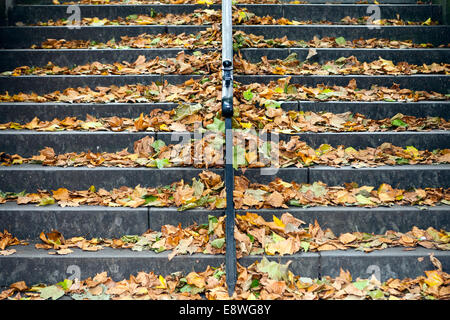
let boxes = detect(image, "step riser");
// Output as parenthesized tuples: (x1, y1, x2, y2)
(0, 49, 215, 72)
(0, 167, 223, 192)
(241, 249, 449, 282)
(0, 206, 225, 240)
(9, 4, 442, 24)
(238, 207, 450, 235)
(2, 25, 449, 49)
(1, 48, 449, 72)
(1, 205, 448, 240)
(0, 101, 448, 123)
(0, 74, 210, 94)
(1, 207, 149, 240)
(0, 247, 447, 287)
(1, 131, 449, 157)
(238, 48, 450, 66)
(0, 249, 225, 286)
(297, 101, 450, 119)
(0, 26, 208, 49)
(0, 166, 448, 192)
(236, 75, 450, 93)
(0, 103, 178, 123)
(1, 74, 448, 94)
(234, 26, 450, 46)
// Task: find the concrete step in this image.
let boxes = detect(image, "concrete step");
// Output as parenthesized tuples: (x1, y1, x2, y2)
(8, 4, 442, 24)
(0, 48, 217, 71)
(1, 48, 450, 73)
(0, 245, 447, 287)
(1, 203, 448, 240)
(1, 131, 449, 157)
(0, 202, 225, 240)
(242, 248, 450, 282)
(0, 165, 449, 192)
(2, 25, 449, 49)
(0, 245, 225, 286)
(0, 25, 208, 48)
(0, 101, 448, 123)
(234, 25, 450, 46)
(0, 102, 178, 122)
(0, 74, 204, 95)
(0, 166, 223, 191)
(235, 74, 450, 92)
(1, 74, 448, 94)
(238, 48, 450, 65)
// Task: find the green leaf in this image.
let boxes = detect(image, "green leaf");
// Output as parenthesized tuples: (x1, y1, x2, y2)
(356, 194, 374, 205)
(353, 280, 369, 290)
(395, 158, 410, 165)
(208, 215, 219, 234)
(243, 89, 254, 101)
(192, 178, 204, 198)
(155, 158, 170, 169)
(56, 279, 73, 291)
(151, 139, 166, 154)
(250, 278, 260, 289)
(39, 285, 65, 300)
(71, 285, 110, 300)
(150, 37, 160, 45)
(300, 241, 310, 252)
(244, 189, 266, 202)
(126, 14, 138, 20)
(247, 233, 255, 243)
(256, 257, 290, 282)
(233, 144, 247, 169)
(368, 289, 385, 300)
(271, 232, 285, 243)
(38, 197, 55, 206)
(263, 99, 281, 108)
(211, 238, 225, 249)
(213, 269, 225, 279)
(143, 194, 158, 205)
(206, 117, 225, 133)
(335, 37, 346, 46)
(173, 103, 203, 121)
(391, 118, 408, 127)
(150, 8, 157, 17)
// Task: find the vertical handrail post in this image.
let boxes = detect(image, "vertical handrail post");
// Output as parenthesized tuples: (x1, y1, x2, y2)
(221, 0, 236, 297)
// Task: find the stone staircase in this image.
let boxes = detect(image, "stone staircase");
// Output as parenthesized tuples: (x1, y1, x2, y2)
(0, 0, 449, 294)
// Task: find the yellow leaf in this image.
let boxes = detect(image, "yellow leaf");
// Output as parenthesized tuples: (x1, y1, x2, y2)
(272, 215, 285, 229)
(424, 270, 443, 287)
(155, 275, 167, 289)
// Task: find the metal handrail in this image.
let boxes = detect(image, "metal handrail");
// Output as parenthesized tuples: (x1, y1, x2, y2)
(221, 0, 236, 297)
